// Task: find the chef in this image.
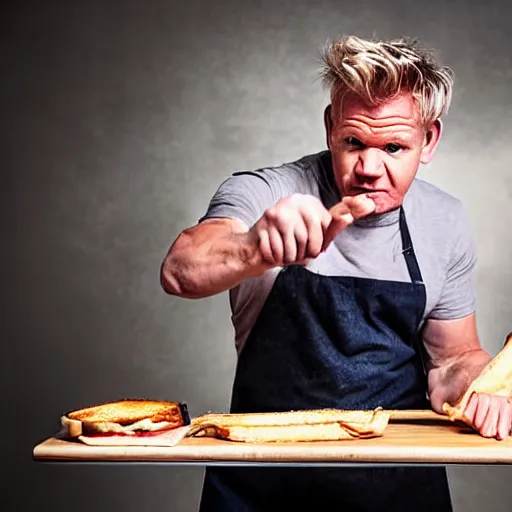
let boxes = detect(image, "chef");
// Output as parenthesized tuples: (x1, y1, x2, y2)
(160, 35, 512, 511)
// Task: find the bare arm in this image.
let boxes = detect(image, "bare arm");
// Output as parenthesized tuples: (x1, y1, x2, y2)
(424, 313, 490, 413)
(424, 314, 512, 439)
(160, 218, 269, 299)
(160, 194, 376, 299)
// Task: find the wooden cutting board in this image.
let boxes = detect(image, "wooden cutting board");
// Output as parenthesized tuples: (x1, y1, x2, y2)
(33, 411, 512, 465)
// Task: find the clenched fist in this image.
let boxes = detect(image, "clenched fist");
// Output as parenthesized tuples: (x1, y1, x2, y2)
(250, 193, 375, 266)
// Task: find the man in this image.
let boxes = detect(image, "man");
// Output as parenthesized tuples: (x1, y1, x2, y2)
(161, 36, 511, 511)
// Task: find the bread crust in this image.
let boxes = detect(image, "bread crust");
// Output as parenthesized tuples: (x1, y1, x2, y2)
(62, 399, 190, 436)
(67, 399, 187, 424)
(191, 408, 386, 428)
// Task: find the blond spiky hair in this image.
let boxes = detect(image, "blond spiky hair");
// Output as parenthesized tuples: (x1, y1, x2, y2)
(320, 35, 454, 128)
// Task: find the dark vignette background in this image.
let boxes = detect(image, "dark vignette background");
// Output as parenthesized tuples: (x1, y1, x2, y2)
(4, 0, 512, 510)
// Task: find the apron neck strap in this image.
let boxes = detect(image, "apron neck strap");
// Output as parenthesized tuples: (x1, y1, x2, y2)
(399, 206, 423, 284)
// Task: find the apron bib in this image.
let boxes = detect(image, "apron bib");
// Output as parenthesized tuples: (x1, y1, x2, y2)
(199, 208, 452, 512)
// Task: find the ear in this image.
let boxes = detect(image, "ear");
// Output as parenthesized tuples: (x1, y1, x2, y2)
(324, 104, 333, 149)
(420, 119, 443, 164)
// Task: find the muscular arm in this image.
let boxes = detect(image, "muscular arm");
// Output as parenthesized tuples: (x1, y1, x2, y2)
(423, 313, 491, 413)
(161, 194, 374, 299)
(424, 314, 512, 439)
(160, 218, 270, 299)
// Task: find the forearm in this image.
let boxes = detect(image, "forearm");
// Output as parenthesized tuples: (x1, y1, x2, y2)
(428, 348, 491, 413)
(160, 222, 270, 298)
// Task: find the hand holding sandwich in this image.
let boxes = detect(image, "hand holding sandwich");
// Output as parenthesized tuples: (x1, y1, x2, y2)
(442, 333, 512, 440)
(461, 393, 512, 440)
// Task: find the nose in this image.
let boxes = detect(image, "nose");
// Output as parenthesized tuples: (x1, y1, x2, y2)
(355, 148, 385, 179)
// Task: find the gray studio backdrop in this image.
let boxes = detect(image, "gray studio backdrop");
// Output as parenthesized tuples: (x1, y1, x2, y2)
(6, 0, 512, 510)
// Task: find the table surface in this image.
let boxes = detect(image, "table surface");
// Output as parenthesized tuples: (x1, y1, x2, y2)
(33, 416, 512, 466)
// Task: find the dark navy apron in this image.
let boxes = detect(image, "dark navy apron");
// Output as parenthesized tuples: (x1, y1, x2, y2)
(199, 208, 453, 512)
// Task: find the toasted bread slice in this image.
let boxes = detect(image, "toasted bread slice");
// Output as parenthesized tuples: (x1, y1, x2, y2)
(67, 399, 187, 424)
(190, 422, 356, 442)
(189, 408, 390, 442)
(62, 399, 190, 437)
(191, 408, 387, 428)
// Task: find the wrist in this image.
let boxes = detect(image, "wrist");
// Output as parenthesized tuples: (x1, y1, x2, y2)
(428, 349, 491, 410)
(237, 231, 273, 278)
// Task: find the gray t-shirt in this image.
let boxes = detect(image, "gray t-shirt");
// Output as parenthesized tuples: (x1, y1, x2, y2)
(200, 151, 477, 354)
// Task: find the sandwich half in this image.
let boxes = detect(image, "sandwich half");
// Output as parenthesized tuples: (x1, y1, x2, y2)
(61, 399, 191, 446)
(189, 407, 391, 442)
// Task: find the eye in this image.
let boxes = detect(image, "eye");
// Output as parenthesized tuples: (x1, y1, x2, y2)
(345, 137, 365, 149)
(384, 143, 403, 154)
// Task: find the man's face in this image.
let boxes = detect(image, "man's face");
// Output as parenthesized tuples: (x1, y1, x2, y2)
(325, 92, 441, 215)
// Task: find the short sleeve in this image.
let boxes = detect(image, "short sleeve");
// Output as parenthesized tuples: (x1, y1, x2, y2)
(199, 171, 278, 227)
(428, 203, 477, 320)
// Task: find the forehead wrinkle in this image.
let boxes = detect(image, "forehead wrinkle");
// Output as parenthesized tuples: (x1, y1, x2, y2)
(346, 114, 418, 129)
(342, 119, 416, 142)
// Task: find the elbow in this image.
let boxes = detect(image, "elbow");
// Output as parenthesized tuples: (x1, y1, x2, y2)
(160, 227, 219, 299)
(160, 230, 195, 297)
(160, 258, 183, 296)
(160, 232, 194, 297)
(160, 254, 204, 299)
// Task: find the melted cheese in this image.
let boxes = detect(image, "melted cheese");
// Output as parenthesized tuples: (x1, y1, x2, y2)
(94, 419, 174, 435)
